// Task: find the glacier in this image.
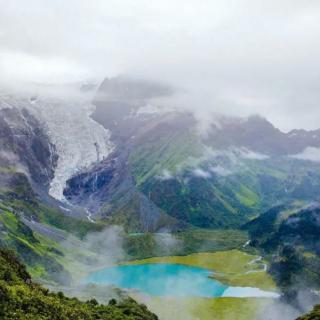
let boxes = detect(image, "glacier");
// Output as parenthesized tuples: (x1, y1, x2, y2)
(0, 91, 114, 201)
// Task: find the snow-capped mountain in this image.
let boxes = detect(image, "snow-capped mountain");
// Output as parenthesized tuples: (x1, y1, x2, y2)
(2, 77, 320, 232)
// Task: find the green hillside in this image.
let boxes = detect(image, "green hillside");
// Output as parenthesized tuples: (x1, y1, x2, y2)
(129, 123, 320, 229)
(0, 249, 158, 320)
(297, 305, 320, 320)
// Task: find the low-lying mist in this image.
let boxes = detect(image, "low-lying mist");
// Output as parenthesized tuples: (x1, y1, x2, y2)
(48, 226, 186, 305)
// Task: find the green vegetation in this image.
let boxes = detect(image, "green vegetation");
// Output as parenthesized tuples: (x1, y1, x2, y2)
(128, 125, 320, 230)
(1, 196, 103, 239)
(0, 204, 70, 283)
(243, 203, 320, 320)
(126, 250, 277, 290)
(129, 126, 202, 187)
(1, 171, 102, 237)
(234, 184, 260, 207)
(128, 122, 254, 228)
(244, 205, 320, 297)
(0, 249, 158, 320)
(141, 296, 272, 320)
(101, 192, 178, 233)
(297, 304, 320, 320)
(140, 175, 250, 228)
(0, 171, 106, 282)
(37, 203, 104, 239)
(124, 229, 248, 260)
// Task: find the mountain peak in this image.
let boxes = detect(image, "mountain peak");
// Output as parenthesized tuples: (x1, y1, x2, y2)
(97, 76, 173, 101)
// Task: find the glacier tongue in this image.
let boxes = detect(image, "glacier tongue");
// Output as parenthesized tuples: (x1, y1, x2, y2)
(0, 92, 114, 201)
(28, 98, 114, 200)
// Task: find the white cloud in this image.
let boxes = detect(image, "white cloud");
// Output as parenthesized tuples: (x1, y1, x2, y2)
(290, 147, 320, 162)
(0, 51, 89, 84)
(237, 148, 269, 160)
(154, 233, 182, 255)
(209, 165, 232, 176)
(157, 169, 174, 181)
(1, 0, 320, 130)
(192, 168, 211, 178)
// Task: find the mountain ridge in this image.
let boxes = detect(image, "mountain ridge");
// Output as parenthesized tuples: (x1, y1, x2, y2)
(3, 78, 320, 232)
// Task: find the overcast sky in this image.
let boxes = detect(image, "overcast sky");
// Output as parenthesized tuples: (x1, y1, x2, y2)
(0, 0, 320, 131)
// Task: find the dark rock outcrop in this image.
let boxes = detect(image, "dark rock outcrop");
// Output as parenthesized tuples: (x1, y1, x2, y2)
(0, 107, 57, 191)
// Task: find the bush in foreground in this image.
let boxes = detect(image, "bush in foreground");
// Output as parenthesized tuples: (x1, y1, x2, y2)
(0, 249, 158, 320)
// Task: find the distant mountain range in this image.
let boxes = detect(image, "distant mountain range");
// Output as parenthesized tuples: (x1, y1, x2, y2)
(2, 77, 320, 234)
(2, 77, 320, 318)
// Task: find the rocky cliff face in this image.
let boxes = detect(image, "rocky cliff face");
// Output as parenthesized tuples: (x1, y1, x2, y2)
(0, 104, 57, 191)
(205, 114, 320, 156)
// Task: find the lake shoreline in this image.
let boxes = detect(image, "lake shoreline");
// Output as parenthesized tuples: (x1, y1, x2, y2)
(87, 250, 279, 299)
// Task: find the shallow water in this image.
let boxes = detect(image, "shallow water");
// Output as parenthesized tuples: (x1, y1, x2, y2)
(87, 263, 279, 298)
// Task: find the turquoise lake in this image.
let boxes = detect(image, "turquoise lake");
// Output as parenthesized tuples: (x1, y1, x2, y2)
(87, 263, 280, 298)
(88, 263, 227, 297)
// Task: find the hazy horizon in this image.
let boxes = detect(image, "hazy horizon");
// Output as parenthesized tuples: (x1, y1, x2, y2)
(1, 0, 320, 131)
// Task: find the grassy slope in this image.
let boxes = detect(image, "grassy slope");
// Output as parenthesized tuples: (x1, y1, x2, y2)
(0, 249, 158, 320)
(0, 204, 67, 281)
(244, 203, 320, 313)
(124, 229, 248, 259)
(128, 126, 253, 228)
(0, 169, 109, 281)
(130, 133, 253, 228)
(0, 199, 120, 287)
(140, 296, 272, 320)
(129, 126, 202, 187)
(297, 304, 320, 320)
(129, 122, 320, 229)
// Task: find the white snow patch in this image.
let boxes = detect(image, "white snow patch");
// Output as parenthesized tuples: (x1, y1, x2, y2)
(86, 209, 95, 223)
(222, 287, 280, 298)
(243, 240, 251, 248)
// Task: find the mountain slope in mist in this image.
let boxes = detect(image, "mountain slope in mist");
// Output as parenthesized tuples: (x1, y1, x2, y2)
(298, 304, 320, 320)
(60, 77, 320, 231)
(244, 204, 320, 313)
(3, 78, 320, 232)
(2, 78, 320, 319)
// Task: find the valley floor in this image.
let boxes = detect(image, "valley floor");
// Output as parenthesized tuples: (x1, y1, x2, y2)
(135, 296, 273, 320)
(123, 250, 279, 320)
(125, 250, 277, 290)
